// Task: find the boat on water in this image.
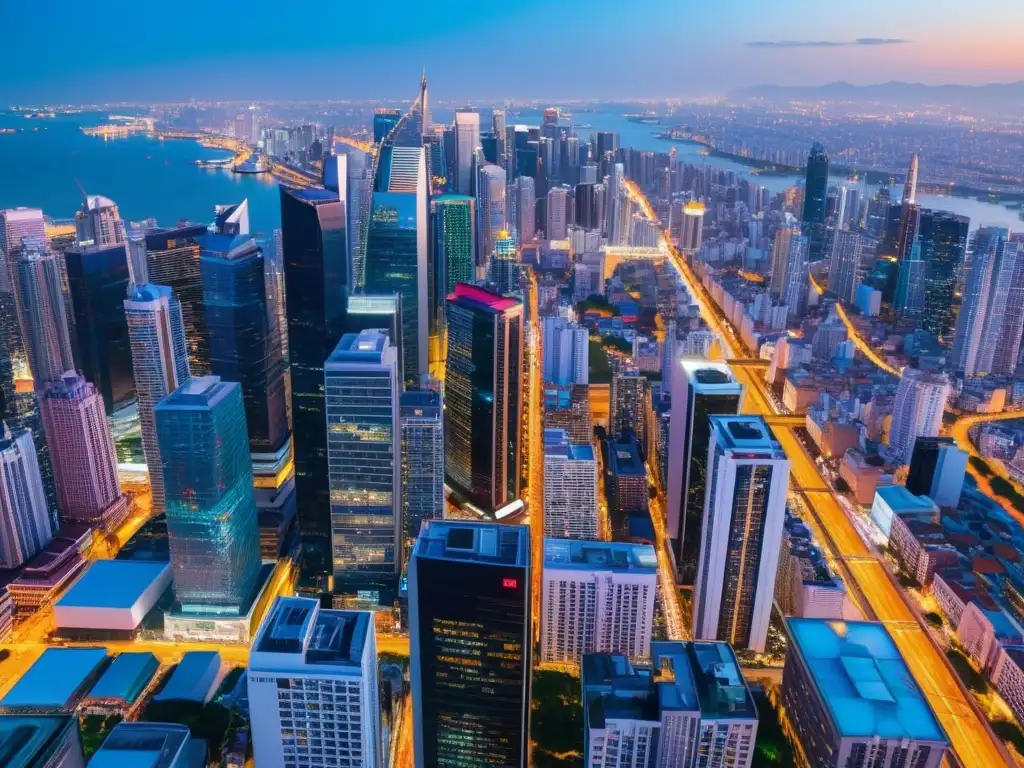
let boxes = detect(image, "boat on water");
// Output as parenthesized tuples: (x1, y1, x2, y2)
(233, 151, 269, 174)
(194, 157, 233, 168)
(624, 113, 660, 125)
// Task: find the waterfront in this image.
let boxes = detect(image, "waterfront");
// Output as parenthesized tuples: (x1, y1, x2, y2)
(1, 108, 1019, 236)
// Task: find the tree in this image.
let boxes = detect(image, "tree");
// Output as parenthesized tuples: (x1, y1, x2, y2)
(834, 476, 851, 494)
(924, 611, 943, 629)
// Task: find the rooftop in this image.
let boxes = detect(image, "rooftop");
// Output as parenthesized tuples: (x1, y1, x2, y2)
(681, 360, 742, 394)
(414, 521, 529, 567)
(253, 597, 370, 668)
(89, 722, 191, 768)
(347, 294, 399, 315)
(711, 415, 785, 457)
(448, 282, 520, 313)
(680, 641, 757, 719)
(582, 654, 659, 728)
(875, 485, 939, 515)
(55, 560, 170, 610)
(85, 653, 159, 704)
(544, 539, 656, 573)
(0, 715, 77, 768)
(286, 186, 341, 204)
(786, 618, 947, 743)
(126, 283, 173, 305)
(1, 648, 108, 710)
(155, 376, 235, 411)
(327, 329, 392, 365)
(607, 434, 645, 477)
(544, 428, 595, 461)
(400, 389, 441, 418)
(153, 652, 221, 704)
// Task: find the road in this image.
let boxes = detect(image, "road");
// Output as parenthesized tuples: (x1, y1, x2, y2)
(526, 268, 545, 643)
(623, 181, 1011, 768)
(647, 489, 687, 640)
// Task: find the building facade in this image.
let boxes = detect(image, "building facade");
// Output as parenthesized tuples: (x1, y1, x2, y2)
(0, 426, 52, 570)
(543, 429, 599, 540)
(400, 390, 444, 541)
(889, 368, 950, 464)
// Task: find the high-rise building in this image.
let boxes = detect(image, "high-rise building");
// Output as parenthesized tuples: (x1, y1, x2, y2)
(454, 111, 480, 196)
(155, 376, 261, 613)
(64, 243, 135, 416)
(903, 153, 919, 204)
(583, 642, 759, 768)
(400, 390, 443, 540)
(75, 194, 125, 247)
(543, 429, 599, 540)
(344, 148, 374, 289)
(547, 186, 569, 239)
(444, 284, 522, 513)
(542, 316, 589, 386)
(828, 229, 863, 303)
(476, 164, 506, 273)
(409, 520, 531, 768)
(372, 108, 400, 143)
(124, 284, 191, 514)
(680, 201, 705, 252)
(951, 228, 1007, 375)
(324, 330, 401, 601)
(249, 597, 381, 768)
(894, 237, 926, 322)
(906, 436, 968, 508)
(143, 223, 210, 374)
(802, 143, 829, 262)
(667, 362, 744, 585)
(779, 231, 809, 317)
(200, 235, 289, 465)
(542, 539, 656, 663)
(280, 187, 349, 571)
(0, 211, 41, 444)
(40, 372, 127, 531)
(918, 210, 969, 340)
(365, 144, 429, 383)
(692, 416, 789, 653)
(783, 618, 949, 768)
(431, 194, 476, 334)
(11, 238, 75, 389)
(610, 361, 647, 450)
(889, 368, 950, 464)
(975, 237, 1024, 376)
(0, 426, 52, 570)
(213, 199, 249, 236)
(515, 175, 536, 242)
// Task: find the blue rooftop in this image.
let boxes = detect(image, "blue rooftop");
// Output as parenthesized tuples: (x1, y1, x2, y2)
(414, 521, 530, 567)
(86, 653, 159, 703)
(544, 428, 595, 461)
(89, 722, 192, 768)
(544, 539, 656, 572)
(327, 329, 391, 364)
(875, 485, 939, 514)
(607, 435, 645, 477)
(786, 619, 948, 743)
(56, 560, 170, 610)
(154, 652, 221, 704)
(287, 186, 341, 203)
(1, 648, 108, 710)
(0, 715, 78, 768)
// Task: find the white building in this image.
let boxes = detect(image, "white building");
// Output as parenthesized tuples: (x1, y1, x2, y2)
(249, 596, 381, 768)
(543, 430, 599, 541)
(889, 368, 950, 464)
(454, 111, 480, 197)
(692, 416, 789, 653)
(515, 175, 536, 243)
(992, 645, 1024, 731)
(542, 539, 656, 664)
(476, 164, 506, 272)
(542, 316, 589, 386)
(76, 194, 126, 247)
(547, 186, 569, 240)
(0, 426, 52, 570)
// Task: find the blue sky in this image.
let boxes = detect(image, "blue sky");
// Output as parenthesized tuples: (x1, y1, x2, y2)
(2, 0, 1022, 102)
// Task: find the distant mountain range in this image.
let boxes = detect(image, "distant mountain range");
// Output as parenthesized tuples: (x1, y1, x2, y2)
(733, 81, 1024, 108)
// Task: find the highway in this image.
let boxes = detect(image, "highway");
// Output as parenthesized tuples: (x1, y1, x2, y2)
(526, 269, 545, 643)
(623, 181, 1011, 768)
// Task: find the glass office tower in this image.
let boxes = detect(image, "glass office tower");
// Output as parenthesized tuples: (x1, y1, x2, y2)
(155, 376, 261, 613)
(279, 186, 349, 574)
(802, 142, 829, 262)
(409, 521, 531, 768)
(430, 195, 476, 335)
(918, 210, 969, 341)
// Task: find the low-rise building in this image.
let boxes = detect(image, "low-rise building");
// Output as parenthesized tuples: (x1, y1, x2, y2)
(991, 645, 1024, 731)
(0, 714, 85, 767)
(888, 516, 960, 586)
(957, 601, 1024, 675)
(89, 721, 201, 767)
(153, 652, 222, 705)
(775, 511, 851, 620)
(80, 652, 160, 719)
(871, 485, 937, 538)
(840, 449, 889, 505)
(53, 560, 171, 640)
(0, 648, 109, 714)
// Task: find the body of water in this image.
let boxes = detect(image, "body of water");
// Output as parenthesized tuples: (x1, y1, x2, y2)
(1, 109, 1019, 237)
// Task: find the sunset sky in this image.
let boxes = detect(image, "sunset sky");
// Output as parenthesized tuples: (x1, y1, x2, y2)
(2, 0, 1022, 102)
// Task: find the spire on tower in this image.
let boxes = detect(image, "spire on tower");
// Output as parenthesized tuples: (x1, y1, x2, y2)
(903, 153, 919, 205)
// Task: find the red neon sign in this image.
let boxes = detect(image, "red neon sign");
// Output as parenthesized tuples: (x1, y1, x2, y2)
(502, 578, 518, 589)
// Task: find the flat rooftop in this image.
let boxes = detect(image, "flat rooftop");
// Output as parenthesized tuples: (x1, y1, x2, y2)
(448, 282, 520, 313)
(649, 642, 700, 713)
(254, 597, 370, 668)
(684, 641, 757, 720)
(875, 485, 939, 514)
(710, 415, 785, 457)
(544, 539, 656, 572)
(582, 654, 659, 728)
(415, 521, 529, 567)
(0, 715, 76, 768)
(153, 652, 220, 704)
(607, 434, 645, 477)
(89, 722, 191, 768)
(787, 618, 947, 743)
(55, 560, 170, 610)
(1, 648, 108, 710)
(156, 376, 234, 411)
(327, 329, 391, 364)
(544, 428, 595, 461)
(86, 653, 159, 703)
(681, 360, 742, 394)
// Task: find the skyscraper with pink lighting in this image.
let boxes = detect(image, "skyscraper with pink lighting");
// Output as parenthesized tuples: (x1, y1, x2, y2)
(40, 371, 128, 531)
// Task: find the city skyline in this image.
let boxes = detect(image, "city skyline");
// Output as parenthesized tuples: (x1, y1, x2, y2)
(4, 1, 1024, 102)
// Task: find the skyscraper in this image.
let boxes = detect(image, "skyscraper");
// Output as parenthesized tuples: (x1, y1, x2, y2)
(372, 108, 400, 144)
(610, 360, 647, 450)
(40, 372, 128, 531)
(903, 153, 919, 204)
(280, 187, 349, 571)
(0, 211, 41, 433)
(692, 416, 789, 652)
(906, 437, 968, 508)
(476, 164, 506, 273)
(542, 316, 589, 386)
(542, 539, 656, 663)
(64, 243, 135, 416)
(894, 238, 926, 322)
(769, 226, 800, 299)
(667, 360, 743, 585)
(680, 201, 705, 253)
(75, 195, 125, 247)
(0, 425, 52, 570)
(889, 369, 951, 465)
(400, 390, 444, 540)
(918, 210, 969, 340)
(200, 235, 289, 463)
(454, 111, 480, 196)
(950, 228, 1008, 375)
(543, 429, 599, 540)
(801, 143, 829, 262)
(344, 148, 374, 288)
(155, 376, 261, 613)
(444, 284, 523, 513)
(364, 144, 429, 383)
(409, 520, 531, 768)
(976, 238, 1024, 376)
(780, 231, 810, 317)
(11, 238, 75, 390)
(324, 330, 401, 601)
(124, 284, 191, 514)
(547, 186, 569, 240)
(515, 175, 536, 242)
(827, 229, 863, 303)
(144, 223, 211, 375)
(249, 597, 382, 768)
(431, 195, 476, 324)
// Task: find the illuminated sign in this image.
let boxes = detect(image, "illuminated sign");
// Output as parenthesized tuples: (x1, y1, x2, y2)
(502, 578, 518, 589)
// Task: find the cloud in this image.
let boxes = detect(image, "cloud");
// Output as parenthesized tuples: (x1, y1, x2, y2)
(747, 38, 909, 49)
